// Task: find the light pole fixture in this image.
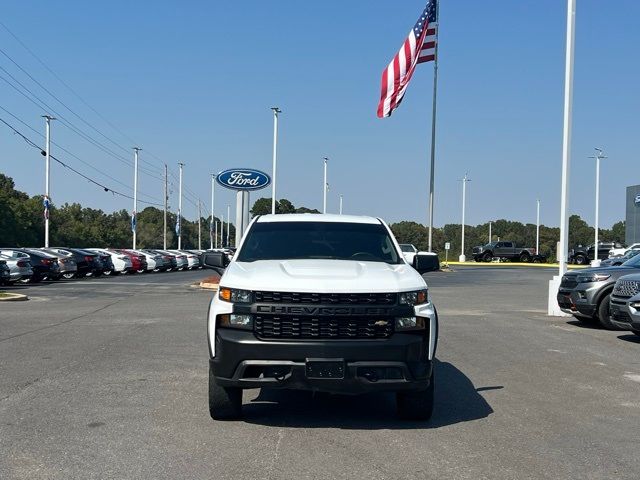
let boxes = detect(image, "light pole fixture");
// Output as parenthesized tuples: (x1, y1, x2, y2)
(271, 107, 281, 214)
(588, 148, 607, 266)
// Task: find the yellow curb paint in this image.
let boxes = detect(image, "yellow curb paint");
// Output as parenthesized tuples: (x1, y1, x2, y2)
(442, 262, 588, 269)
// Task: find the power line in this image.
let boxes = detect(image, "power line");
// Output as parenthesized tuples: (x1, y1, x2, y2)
(0, 115, 163, 207)
(0, 68, 164, 182)
(0, 20, 164, 174)
(0, 105, 160, 202)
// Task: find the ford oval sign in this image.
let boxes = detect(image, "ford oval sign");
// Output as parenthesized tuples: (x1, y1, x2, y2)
(635, 194, 640, 206)
(216, 168, 271, 191)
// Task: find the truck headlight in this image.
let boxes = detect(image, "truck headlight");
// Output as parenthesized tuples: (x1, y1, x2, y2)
(576, 273, 610, 283)
(398, 290, 428, 305)
(217, 314, 253, 330)
(218, 287, 252, 303)
(395, 316, 426, 331)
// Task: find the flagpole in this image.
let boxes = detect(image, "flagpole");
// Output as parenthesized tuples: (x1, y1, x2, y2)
(427, 0, 440, 253)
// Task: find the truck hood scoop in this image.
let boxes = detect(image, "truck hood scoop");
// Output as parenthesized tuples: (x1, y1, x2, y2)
(222, 259, 426, 293)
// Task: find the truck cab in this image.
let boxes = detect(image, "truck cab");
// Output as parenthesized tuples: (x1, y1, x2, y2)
(203, 214, 438, 420)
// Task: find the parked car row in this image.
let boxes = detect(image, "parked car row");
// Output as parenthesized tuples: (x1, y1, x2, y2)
(557, 252, 640, 337)
(0, 247, 224, 285)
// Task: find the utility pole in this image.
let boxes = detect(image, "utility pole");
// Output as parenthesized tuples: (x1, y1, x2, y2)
(459, 173, 471, 262)
(323, 157, 328, 214)
(557, 0, 576, 278)
(177, 162, 184, 249)
(42, 115, 55, 248)
(227, 205, 231, 247)
(163, 164, 168, 250)
(198, 200, 202, 251)
(589, 148, 607, 266)
(271, 107, 281, 214)
(536, 199, 540, 255)
(210, 173, 216, 249)
(339, 194, 343, 215)
(132, 147, 141, 249)
(220, 213, 225, 248)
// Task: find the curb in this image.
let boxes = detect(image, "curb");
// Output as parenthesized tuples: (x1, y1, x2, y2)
(0, 292, 29, 302)
(444, 262, 588, 269)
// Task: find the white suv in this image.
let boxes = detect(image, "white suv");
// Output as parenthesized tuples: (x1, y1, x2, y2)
(203, 214, 439, 421)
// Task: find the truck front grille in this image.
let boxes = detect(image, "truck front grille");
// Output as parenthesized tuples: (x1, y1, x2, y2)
(253, 291, 397, 305)
(613, 280, 640, 298)
(254, 315, 394, 340)
(560, 276, 578, 289)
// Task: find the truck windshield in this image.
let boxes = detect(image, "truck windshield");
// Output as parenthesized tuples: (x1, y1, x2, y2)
(237, 221, 402, 264)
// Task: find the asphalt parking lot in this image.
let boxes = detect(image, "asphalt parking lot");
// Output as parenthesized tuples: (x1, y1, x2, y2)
(1, 267, 639, 479)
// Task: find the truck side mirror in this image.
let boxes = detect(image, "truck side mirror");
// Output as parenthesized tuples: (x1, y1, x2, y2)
(414, 253, 440, 273)
(201, 251, 229, 271)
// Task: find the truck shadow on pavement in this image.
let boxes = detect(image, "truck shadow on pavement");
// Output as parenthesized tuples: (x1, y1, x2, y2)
(242, 360, 498, 430)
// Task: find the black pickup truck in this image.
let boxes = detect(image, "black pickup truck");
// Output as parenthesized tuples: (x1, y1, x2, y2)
(472, 241, 545, 263)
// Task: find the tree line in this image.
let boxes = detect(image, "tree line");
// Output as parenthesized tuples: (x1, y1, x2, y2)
(0, 173, 233, 249)
(1, 174, 625, 260)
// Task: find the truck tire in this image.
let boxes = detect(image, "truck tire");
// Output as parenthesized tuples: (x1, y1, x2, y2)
(482, 252, 492, 262)
(209, 365, 242, 420)
(597, 293, 622, 330)
(574, 254, 587, 265)
(519, 252, 531, 263)
(396, 371, 434, 421)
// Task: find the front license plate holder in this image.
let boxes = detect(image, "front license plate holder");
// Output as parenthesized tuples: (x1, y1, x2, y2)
(305, 359, 345, 379)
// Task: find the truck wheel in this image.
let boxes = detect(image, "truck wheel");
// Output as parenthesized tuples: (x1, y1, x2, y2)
(519, 253, 531, 263)
(574, 255, 587, 265)
(482, 252, 492, 262)
(209, 365, 242, 420)
(396, 371, 434, 421)
(597, 293, 621, 330)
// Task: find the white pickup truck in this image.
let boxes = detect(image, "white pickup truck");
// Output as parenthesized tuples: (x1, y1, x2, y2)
(202, 214, 439, 421)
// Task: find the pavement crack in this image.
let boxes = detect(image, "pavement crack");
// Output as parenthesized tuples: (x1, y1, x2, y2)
(0, 298, 125, 343)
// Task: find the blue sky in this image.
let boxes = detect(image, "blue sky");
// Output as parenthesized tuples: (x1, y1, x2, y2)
(0, 1, 638, 228)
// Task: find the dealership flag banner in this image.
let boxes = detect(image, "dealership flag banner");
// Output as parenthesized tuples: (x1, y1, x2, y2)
(131, 211, 136, 233)
(175, 211, 181, 236)
(43, 195, 50, 220)
(376, 0, 438, 118)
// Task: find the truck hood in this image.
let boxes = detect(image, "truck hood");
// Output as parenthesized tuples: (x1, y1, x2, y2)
(579, 265, 640, 276)
(220, 259, 427, 293)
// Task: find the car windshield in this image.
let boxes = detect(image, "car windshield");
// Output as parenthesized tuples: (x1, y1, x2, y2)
(622, 254, 640, 267)
(236, 221, 402, 264)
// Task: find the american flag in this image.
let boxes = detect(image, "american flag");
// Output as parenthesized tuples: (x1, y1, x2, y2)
(377, 0, 438, 118)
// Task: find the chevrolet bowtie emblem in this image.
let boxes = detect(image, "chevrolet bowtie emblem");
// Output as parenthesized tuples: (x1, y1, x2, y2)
(374, 320, 389, 327)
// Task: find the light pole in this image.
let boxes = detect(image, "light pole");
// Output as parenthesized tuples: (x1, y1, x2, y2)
(589, 148, 607, 266)
(210, 173, 217, 249)
(323, 157, 328, 214)
(42, 115, 55, 248)
(489, 221, 492, 244)
(226, 204, 231, 247)
(132, 147, 141, 249)
(459, 173, 471, 262)
(220, 212, 224, 248)
(177, 162, 184, 249)
(339, 194, 343, 215)
(271, 107, 281, 214)
(536, 199, 540, 255)
(163, 164, 168, 250)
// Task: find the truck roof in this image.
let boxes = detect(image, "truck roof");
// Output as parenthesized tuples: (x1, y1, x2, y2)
(255, 213, 382, 225)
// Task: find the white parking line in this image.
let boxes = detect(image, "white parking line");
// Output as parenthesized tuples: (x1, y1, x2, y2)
(623, 373, 640, 383)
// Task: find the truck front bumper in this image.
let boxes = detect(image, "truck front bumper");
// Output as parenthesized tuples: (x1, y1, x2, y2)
(211, 329, 434, 394)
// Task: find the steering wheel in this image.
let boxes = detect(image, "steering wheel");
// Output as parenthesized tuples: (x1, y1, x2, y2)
(350, 252, 379, 261)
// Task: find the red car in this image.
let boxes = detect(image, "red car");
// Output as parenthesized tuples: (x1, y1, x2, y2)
(111, 249, 148, 273)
